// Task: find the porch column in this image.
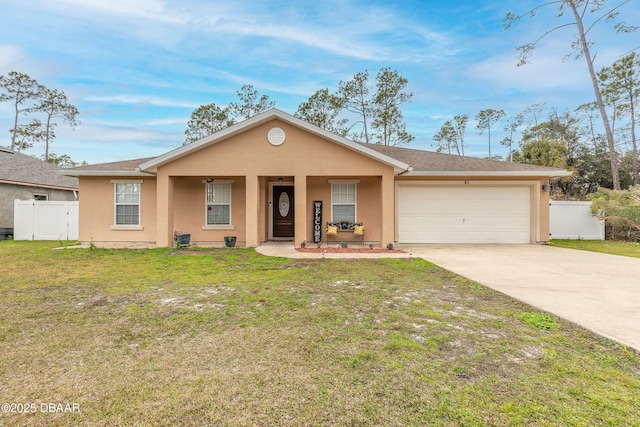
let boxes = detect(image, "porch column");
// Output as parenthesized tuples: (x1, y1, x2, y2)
(294, 174, 307, 246)
(245, 174, 259, 247)
(381, 172, 395, 245)
(156, 173, 174, 247)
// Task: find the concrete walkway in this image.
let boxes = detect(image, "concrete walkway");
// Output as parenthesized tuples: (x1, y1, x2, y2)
(257, 242, 640, 352)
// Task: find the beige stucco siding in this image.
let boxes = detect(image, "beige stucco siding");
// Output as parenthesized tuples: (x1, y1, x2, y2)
(171, 176, 247, 245)
(305, 176, 384, 244)
(75, 115, 556, 247)
(158, 120, 394, 177)
(78, 176, 157, 243)
(153, 119, 395, 246)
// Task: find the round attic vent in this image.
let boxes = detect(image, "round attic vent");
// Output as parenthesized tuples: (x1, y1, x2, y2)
(267, 127, 286, 146)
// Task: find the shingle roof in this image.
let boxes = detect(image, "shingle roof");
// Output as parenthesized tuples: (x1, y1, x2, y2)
(68, 157, 156, 173)
(359, 143, 566, 174)
(0, 146, 78, 189)
(63, 133, 568, 178)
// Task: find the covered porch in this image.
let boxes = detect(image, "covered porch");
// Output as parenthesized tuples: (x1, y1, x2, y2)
(157, 173, 396, 248)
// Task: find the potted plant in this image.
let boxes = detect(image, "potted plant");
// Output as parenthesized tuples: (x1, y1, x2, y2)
(176, 233, 191, 246)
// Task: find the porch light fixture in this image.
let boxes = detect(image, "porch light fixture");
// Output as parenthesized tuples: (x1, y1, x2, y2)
(206, 178, 214, 183)
(542, 182, 551, 192)
(278, 177, 283, 184)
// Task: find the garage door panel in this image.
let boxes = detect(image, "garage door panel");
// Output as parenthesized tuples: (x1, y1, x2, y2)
(398, 185, 531, 244)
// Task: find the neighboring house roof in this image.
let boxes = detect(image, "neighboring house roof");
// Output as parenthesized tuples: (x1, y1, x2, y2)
(0, 146, 79, 189)
(62, 110, 571, 178)
(361, 143, 572, 177)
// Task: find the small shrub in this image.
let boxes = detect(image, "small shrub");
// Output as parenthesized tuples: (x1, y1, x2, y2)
(590, 186, 640, 242)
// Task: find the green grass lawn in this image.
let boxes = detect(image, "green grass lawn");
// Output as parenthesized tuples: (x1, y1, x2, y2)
(550, 239, 640, 258)
(1, 241, 639, 426)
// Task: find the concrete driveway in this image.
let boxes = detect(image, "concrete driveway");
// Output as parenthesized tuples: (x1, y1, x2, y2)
(403, 244, 640, 352)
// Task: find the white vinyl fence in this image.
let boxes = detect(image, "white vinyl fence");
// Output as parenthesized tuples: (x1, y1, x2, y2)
(14, 200, 79, 240)
(549, 200, 604, 240)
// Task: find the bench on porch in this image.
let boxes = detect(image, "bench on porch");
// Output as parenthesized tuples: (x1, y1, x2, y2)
(326, 221, 365, 245)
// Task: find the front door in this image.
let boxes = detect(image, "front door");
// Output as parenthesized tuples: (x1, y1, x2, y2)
(273, 186, 295, 238)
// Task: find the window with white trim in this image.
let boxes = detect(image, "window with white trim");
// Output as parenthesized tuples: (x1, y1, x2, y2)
(331, 183, 356, 222)
(206, 182, 231, 225)
(33, 194, 48, 201)
(114, 183, 140, 225)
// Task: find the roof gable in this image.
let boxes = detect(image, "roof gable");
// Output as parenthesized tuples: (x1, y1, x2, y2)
(138, 109, 410, 174)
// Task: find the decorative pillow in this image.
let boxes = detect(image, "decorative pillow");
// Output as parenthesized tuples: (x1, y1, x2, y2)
(353, 225, 365, 236)
(327, 225, 338, 235)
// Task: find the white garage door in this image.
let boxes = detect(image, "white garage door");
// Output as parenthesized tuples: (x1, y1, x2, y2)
(397, 185, 531, 244)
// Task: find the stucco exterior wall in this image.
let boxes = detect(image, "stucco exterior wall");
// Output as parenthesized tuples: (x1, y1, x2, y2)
(172, 176, 247, 245)
(155, 175, 389, 246)
(0, 182, 77, 228)
(152, 119, 395, 246)
(159, 120, 394, 177)
(74, 116, 556, 246)
(305, 176, 383, 244)
(78, 177, 157, 243)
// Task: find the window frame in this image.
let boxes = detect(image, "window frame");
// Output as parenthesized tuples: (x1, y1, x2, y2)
(112, 180, 142, 228)
(330, 180, 358, 223)
(204, 180, 234, 229)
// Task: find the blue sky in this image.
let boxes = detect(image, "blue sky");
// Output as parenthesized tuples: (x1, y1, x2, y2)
(0, 0, 638, 164)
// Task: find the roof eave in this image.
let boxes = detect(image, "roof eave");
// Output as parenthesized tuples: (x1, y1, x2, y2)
(60, 170, 156, 177)
(404, 170, 573, 178)
(0, 178, 77, 191)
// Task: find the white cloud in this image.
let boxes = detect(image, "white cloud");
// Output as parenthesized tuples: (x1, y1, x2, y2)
(56, 121, 169, 141)
(52, 0, 188, 24)
(85, 95, 198, 109)
(212, 21, 382, 60)
(469, 51, 590, 93)
(0, 45, 25, 72)
(143, 117, 189, 126)
(185, 1, 454, 63)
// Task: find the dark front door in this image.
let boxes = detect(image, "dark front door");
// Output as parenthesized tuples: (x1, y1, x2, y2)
(273, 186, 294, 238)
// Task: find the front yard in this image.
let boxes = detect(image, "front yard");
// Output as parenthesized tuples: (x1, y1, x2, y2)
(0, 241, 638, 426)
(550, 239, 640, 258)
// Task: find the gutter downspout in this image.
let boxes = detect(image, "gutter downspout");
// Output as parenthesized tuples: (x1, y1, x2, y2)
(397, 166, 413, 176)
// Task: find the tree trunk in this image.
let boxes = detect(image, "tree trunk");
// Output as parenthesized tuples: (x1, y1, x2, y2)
(11, 102, 18, 151)
(631, 100, 639, 185)
(488, 126, 491, 158)
(569, 1, 621, 190)
(44, 115, 51, 161)
(361, 102, 370, 143)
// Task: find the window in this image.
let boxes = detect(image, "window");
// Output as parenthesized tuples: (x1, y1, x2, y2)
(206, 182, 231, 225)
(114, 183, 140, 225)
(331, 183, 356, 223)
(33, 194, 48, 201)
